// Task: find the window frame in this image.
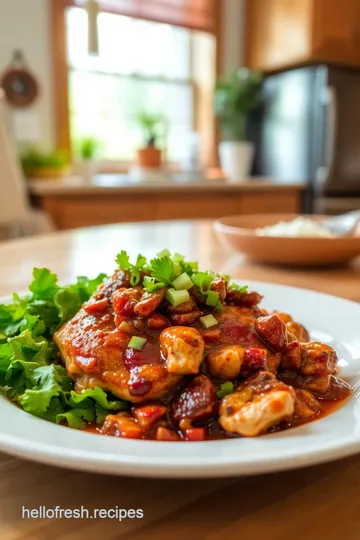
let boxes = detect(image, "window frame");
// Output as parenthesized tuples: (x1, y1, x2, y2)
(50, 0, 222, 165)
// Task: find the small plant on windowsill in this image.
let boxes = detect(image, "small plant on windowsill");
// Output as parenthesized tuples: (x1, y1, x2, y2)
(77, 136, 101, 182)
(136, 112, 162, 169)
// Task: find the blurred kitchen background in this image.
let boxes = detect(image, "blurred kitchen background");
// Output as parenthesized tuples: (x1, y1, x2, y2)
(1, 0, 360, 236)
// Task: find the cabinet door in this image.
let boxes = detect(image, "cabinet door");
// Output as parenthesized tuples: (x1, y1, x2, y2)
(312, 0, 360, 66)
(245, 0, 313, 71)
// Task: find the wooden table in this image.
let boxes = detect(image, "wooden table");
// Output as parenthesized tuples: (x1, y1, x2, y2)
(0, 219, 360, 540)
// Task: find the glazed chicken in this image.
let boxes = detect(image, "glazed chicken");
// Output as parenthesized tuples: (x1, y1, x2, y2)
(54, 265, 351, 440)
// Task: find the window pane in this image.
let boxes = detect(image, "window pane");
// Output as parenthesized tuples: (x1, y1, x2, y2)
(66, 7, 190, 79)
(69, 70, 194, 161)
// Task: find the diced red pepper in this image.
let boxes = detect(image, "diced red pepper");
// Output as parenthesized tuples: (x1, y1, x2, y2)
(184, 427, 206, 441)
(84, 298, 109, 315)
(133, 404, 167, 429)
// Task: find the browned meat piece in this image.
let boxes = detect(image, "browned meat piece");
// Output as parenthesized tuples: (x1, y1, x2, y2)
(210, 276, 228, 302)
(54, 305, 181, 403)
(134, 288, 167, 317)
(146, 313, 170, 331)
(319, 375, 351, 401)
(281, 340, 302, 370)
(112, 288, 142, 324)
(94, 269, 131, 300)
(188, 285, 207, 306)
(167, 299, 198, 314)
(293, 389, 321, 419)
(275, 312, 310, 342)
(218, 371, 295, 436)
(101, 413, 143, 438)
(206, 345, 244, 380)
(241, 348, 268, 372)
(279, 371, 331, 394)
(300, 342, 337, 376)
(255, 314, 288, 352)
(155, 426, 181, 441)
(226, 290, 263, 307)
(167, 298, 201, 325)
(171, 375, 216, 425)
(133, 404, 167, 429)
(169, 311, 201, 325)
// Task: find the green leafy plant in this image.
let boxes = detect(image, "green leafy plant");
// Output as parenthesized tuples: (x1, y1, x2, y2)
(78, 136, 100, 160)
(136, 111, 162, 147)
(214, 68, 263, 142)
(20, 147, 68, 174)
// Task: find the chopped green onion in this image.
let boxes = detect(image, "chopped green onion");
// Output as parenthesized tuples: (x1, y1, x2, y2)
(222, 274, 230, 282)
(165, 288, 190, 307)
(172, 272, 193, 291)
(229, 283, 248, 292)
(127, 336, 147, 350)
(217, 382, 234, 398)
(215, 300, 223, 311)
(172, 253, 185, 263)
(187, 261, 199, 272)
(173, 262, 182, 278)
(206, 290, 219, 307)
(199, 314, 218, 328)
(157, 248, 171, 258)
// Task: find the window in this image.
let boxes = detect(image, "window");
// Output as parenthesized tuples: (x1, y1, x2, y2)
(65, 6, 215, 165)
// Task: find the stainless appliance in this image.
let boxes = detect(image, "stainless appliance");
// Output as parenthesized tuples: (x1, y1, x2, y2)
(250, 65, 360, 214)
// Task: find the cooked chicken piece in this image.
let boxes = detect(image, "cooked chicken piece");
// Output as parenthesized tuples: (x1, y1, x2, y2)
(171, 375, 216, 425)
(226, 290, 263, 307)
(134, 288, 167, 317)
(300, 342, 337, 376)
(293, 389, 320, 419)
(160, 326, 205, 375)
(255, 314, 288, 352)
(54, 306, 181, 403)
(133, 404, 167, 429)
(279, 371, 331, 394)
(218, 371, 295, 436)
(206, 345, 244, 380)
(101, 413, 143, 438)
(281, 339, 302, 371)
(275, 312, 310, 342)
(210, 276, 228, 302)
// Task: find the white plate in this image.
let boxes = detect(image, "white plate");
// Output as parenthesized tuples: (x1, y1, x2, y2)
(0, 281, 359, 478)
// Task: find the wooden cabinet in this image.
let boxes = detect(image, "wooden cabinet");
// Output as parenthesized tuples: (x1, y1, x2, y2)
(32, 186, 303, 230)
(245, 0, 360, 71)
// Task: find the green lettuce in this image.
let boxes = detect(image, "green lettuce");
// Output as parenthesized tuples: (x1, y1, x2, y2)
(0, 268, 128, 429)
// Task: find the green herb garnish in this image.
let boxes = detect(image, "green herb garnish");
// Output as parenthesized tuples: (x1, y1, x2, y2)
(0, 268, 128, 429)
(217, 382, 234, 398)
(128, 336, 147, 350)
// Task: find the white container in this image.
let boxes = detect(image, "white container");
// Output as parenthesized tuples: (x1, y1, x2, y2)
(219, 141, 254, 183)
(78, 159, 98, 183)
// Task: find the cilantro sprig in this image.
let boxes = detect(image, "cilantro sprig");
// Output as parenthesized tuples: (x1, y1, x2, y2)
(114, 250, 248, 302)
(115, 251, 148, 286)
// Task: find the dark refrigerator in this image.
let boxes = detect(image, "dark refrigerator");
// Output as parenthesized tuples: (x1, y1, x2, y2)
(251, 65, 360, 214)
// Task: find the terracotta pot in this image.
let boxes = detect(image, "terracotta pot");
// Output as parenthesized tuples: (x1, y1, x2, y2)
(137, 147, 162, 168)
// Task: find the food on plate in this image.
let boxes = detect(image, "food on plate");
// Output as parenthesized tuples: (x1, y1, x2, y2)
(255, 216, 335, 238)
(0, 250, 351, 441)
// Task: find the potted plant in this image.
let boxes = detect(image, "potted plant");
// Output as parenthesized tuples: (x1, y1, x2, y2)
(20, 147, 70, 178)
(214, 68, 262, 182)
(136, 112, 162, 168)
(78, 136, 100, 182)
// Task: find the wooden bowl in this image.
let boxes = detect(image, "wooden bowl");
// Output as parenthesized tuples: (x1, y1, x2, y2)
(214, 214, 360, 267)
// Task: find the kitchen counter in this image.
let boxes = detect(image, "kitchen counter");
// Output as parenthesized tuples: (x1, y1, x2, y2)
(29, 174, 305, 230)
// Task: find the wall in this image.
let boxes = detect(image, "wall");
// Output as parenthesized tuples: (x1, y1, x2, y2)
(221, 0, 245, 74)
(0, 0, 54, 149)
